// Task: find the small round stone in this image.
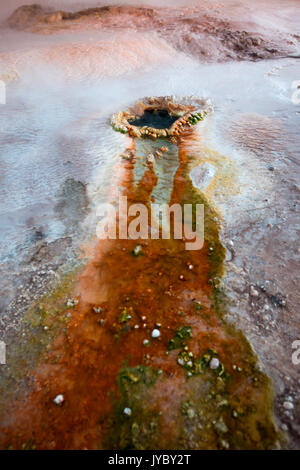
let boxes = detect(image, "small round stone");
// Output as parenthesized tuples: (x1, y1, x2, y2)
(53, 394, 64, 405)
(123, 407, 132, 416)
(143, 339, 150, 346)
(283, 401, 294, 410)
(152, 329, 161, 338)
(250, 286, 259, 297)
(187, 408, 196, 419)
(209, 357, 220, 370)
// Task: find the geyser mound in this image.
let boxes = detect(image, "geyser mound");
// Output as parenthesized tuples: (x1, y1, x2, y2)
(111, 95, 213, 139)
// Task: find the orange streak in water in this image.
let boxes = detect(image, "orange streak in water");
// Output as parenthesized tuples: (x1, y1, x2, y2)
(0, 130, 277, 450)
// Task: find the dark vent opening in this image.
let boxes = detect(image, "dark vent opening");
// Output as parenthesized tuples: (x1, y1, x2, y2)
(128, 109, 178, 129)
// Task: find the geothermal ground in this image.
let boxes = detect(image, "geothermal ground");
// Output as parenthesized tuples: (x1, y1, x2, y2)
(0, 1, 299, 450)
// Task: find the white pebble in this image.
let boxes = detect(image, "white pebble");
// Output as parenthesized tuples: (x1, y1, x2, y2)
(123, 407, 132, 416)
(146, 153, 155, 163)
(53, 394, 64, 405)
(66, 298, 78, 307)
(283, 401, 294, 410)
(152, 329, 161, 338)
(250, 286, 259, 297)
(210, 358, 220, 370)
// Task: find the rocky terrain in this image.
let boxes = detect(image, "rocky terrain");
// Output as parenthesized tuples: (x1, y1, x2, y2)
(5, 2, 300, 62)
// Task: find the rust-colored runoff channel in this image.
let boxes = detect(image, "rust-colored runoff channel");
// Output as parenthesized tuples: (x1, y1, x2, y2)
(0, 109, 279, 450)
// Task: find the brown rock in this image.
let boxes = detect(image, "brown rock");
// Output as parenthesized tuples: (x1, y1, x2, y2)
(40, 11, 64, 24)
(7, 4, 44, 29)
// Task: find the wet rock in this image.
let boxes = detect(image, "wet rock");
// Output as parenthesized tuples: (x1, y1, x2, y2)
(151, 329, 160, 338)
(210, 358, 220, 370)
(186, 408, 196, 419)
(53, 394, 64, 405)
(250, 285, 259, 297)
(146, 153, 155, 163)
(219, 439, 230, 449)
(215, 417, 228, 434)
(132, 245, 143, 257)
(283, 401, 294, 410)
(123, 407, 132, 416)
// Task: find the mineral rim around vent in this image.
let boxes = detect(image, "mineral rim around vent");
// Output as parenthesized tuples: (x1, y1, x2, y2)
(110, 96, 213, 140)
